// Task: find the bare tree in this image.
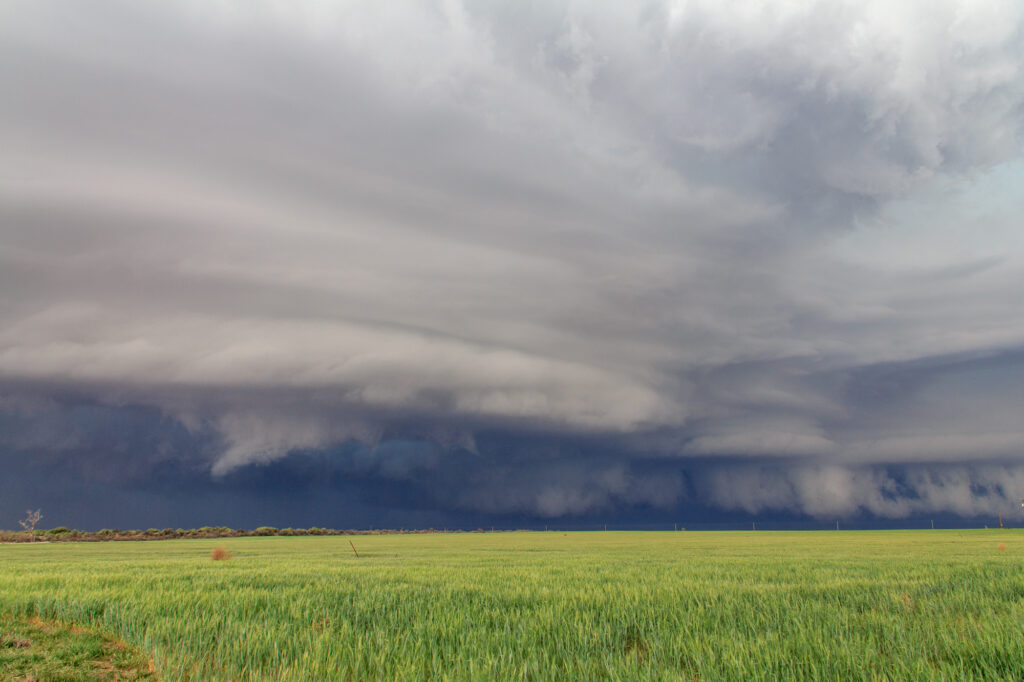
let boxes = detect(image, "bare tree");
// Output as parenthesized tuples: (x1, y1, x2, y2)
(19, 509, 42, 541)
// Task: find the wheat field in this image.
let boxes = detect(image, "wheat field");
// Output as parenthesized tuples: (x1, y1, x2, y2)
(1, 530, 1022, 680)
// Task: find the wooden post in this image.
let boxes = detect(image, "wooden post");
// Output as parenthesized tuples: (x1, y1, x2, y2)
(348, 540, 359, 558)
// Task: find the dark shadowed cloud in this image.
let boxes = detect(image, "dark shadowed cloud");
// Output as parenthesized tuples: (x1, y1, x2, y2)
(2, 1, 1024, 526)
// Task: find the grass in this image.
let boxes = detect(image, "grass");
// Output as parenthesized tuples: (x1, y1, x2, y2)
(1, 530, 1022, 680)
(0, 612, 156, 681)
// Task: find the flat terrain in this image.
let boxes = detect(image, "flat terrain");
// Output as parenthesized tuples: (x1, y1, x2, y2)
(1, 531, 1022, 680)
(0, 612, 156, 681)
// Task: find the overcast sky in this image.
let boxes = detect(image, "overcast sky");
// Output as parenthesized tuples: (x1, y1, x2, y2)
(3, 0, 1024, 529)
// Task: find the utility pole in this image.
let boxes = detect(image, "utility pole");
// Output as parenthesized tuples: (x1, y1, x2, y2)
(752, 521, 756, 531)
(931, 519, 934, 529)
(999, 512, 1004, 529)
(836, 520, 840, 531)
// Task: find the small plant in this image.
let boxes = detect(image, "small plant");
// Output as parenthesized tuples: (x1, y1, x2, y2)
(210, 546, 232, 561)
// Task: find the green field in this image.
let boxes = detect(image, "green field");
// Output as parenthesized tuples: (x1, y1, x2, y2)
(1, 531, 1022, 680)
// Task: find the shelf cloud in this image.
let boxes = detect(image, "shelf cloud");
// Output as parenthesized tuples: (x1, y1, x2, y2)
(2, 0, 1024, 524)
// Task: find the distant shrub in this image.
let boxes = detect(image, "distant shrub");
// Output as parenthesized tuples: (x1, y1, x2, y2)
(210, 546, 232, 561)
(145, 528, 162, 536)
(97, 529, 116, 538)
(46, 527, 72, 536)
(254, 526, 278, 536)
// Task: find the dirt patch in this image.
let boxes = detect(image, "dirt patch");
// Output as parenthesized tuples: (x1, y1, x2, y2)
(1, 634, 32, 648)
(0, 614, 158, 680)
(26, 616, 54, 633)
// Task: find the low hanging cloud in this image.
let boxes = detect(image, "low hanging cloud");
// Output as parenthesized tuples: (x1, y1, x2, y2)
(697, 463, 1024, 519)
(2, 0, 1024, 521)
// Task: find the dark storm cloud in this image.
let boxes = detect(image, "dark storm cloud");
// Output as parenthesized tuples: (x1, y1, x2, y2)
(2, 1, 1024, 522)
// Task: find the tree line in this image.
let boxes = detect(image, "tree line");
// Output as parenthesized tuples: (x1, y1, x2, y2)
(1, 524, 485, 543)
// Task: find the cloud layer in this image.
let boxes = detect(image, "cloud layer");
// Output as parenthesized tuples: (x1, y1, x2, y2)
(2, 0, 1024, 521)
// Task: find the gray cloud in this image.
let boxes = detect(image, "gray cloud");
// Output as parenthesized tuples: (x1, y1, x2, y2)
(2, 1, 1024, 518)
(455, 456, 685, 518)
(698, 463, 1024, 518)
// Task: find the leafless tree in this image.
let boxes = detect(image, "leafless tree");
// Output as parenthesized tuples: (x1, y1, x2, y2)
(19, 509, 42, 541)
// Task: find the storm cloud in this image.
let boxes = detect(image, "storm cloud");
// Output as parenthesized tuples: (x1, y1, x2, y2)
(2, 0, 1024, 525)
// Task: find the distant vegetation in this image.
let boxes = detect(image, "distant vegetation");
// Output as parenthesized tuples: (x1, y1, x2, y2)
(1, 531, 1022, 680)
(0, 525, 482, 543)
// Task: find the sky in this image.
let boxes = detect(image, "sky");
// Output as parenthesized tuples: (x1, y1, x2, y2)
(2, 0, 1024, 530)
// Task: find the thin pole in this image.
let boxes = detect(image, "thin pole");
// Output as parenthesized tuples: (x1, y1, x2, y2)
(348, 540, 359, 558)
